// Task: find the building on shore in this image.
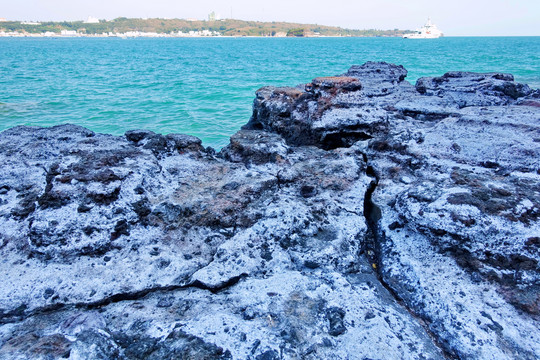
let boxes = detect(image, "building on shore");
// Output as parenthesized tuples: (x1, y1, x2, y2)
(208, 12, 221, 21)
(60, 30, 78, 37)
(84, 17, 100, 24)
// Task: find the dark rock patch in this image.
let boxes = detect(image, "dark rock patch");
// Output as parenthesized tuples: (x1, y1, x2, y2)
(326, 307, 346, 336)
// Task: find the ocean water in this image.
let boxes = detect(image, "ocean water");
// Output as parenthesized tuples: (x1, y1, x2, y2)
(1, 37, 539, 149)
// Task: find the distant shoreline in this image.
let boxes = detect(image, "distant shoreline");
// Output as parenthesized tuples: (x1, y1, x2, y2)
(1, 35, 539, 39)
(0, 17, 409, 38)
(0, 34, 405, 39)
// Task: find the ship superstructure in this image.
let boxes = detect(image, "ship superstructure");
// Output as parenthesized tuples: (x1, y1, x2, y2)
(403, 18, 443, 39)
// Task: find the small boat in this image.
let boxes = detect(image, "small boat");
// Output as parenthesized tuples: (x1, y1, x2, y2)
(403, 18, 443, 39)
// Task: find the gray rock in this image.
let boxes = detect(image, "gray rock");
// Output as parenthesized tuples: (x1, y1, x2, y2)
(0, 62, 539, 359)
(416, 71, 534, 107)
(326, 307, 346, 336)
(219, 130, 289, 164)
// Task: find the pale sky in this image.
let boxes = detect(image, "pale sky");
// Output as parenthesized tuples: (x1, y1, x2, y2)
(2, 0, 539, 36)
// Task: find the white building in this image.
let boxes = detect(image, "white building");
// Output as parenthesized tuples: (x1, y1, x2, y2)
(84, 17, 100, 24)
(208, 12, 221, 21)
(60, 30, 78, 36)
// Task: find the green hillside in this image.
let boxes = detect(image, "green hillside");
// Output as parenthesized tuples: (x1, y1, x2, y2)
(0, 18, 408, 37)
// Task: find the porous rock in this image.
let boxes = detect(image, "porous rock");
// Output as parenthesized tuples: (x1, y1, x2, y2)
(0, 62, 539, 359)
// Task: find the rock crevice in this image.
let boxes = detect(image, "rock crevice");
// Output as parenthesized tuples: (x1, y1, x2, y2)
(360, 163, 459, 360)
(1, 62, 539, 359)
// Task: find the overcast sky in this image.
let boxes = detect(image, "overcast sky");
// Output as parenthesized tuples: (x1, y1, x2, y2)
(2, 0, 539, 36)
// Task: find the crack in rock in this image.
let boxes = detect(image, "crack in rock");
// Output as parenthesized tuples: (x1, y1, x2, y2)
(1, 62, 539, 359)
(361, 161, 458, 360)
(0, 275, 248, 326)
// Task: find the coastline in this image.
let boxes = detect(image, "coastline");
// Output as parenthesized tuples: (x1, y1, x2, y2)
(0, 62, 538, 359)
(0, 32, 403, 38)
(2, 33, 539, 38)
(1, 37, 539, 150)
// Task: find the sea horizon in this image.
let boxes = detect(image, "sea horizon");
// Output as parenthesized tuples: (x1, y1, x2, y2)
(1, 2, 540, 358)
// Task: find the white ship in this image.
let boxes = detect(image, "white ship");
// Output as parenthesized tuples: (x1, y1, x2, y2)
(403, 18, 443, 39)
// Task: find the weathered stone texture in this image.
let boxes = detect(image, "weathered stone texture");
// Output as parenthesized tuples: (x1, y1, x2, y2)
(0, 62, 538, 359)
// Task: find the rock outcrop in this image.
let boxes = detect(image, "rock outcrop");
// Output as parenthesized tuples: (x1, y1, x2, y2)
(0, 62, 538, 359)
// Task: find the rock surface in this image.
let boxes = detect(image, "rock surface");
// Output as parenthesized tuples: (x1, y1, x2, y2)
(0, 62, 539, 359)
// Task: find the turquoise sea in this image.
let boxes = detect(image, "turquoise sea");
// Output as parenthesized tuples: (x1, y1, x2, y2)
(0, 37, 539, 149)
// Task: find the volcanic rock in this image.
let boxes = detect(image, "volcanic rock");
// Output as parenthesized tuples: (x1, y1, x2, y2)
(0, 62, 538, 359)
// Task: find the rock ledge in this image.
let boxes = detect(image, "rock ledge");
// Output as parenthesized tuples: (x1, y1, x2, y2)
(0, 62, 539, 359)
